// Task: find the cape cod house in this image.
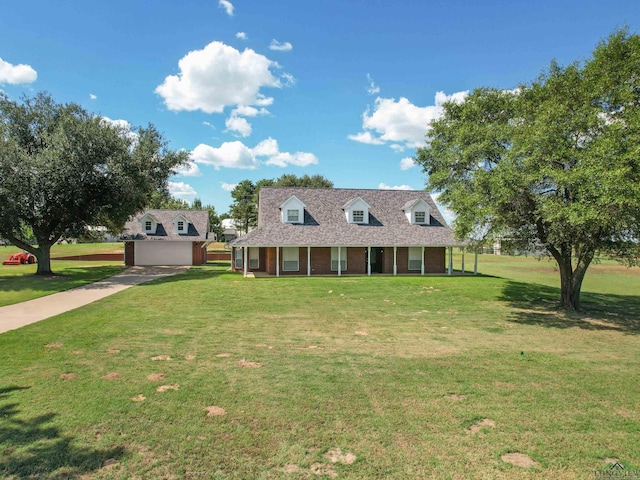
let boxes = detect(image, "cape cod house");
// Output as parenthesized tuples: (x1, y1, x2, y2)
(230, 187, 466, 277)
(121, 210, 211, 266)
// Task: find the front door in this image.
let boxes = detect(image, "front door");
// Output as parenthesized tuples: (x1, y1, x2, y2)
(366, 247, 384, 273)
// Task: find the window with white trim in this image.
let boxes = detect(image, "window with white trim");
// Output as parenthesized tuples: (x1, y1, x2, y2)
(249, 247, 259, 269)
(352, 210, 364, 223)
(287, 209, 300, 223)
(414, 211, 426, 224)
(177, 221, 185, 231)
(408, 247, 422, 270)
(282, 247, 299, 271)
(331, 247, 347, 271)
(145, 221, 152, 231)
(235, 248, 243, 269)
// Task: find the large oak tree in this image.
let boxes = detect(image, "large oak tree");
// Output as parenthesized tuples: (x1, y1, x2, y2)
(415, 29, 640, 310)
(0, 93, 188, 274)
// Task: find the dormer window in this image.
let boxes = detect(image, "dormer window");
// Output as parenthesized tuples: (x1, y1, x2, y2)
(172, 214, 190, 234)
(280, 195, 306, 224)
(343, 197, 371, 224)
(140, 213, 159, 234)
(287, 209, 300, 223)
(403, 198, 431, 225)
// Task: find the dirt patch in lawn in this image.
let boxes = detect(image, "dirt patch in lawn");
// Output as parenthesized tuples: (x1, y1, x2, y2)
(215, 353, 232, 358)
(205, 406, 226, 416)
(185, 354, 196, 360)
(325, 447, 357, 464)
(444, 394, 467, 401)
(147, 373, 166, 381)
(59, 373, 77, 380)
(237, 360, 261, 368)
(45, 343, 63, 348)
(151, 355, 171, 361)
(131, 394, 146, 402)
(501, 452, 539, 468)
(102, 372, 122, 380)
(107, 349, 120, 354)
(466, 418, 495, 434)
(354, 331, 368, 336)
(156, 384, 179, 392)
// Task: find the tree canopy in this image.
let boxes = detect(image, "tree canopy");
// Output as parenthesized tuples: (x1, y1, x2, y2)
(229, 174, 333, 232)
(415, 29, 640, 310)
(0, 92, 188, 274)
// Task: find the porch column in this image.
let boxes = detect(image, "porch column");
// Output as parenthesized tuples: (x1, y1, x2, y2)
(338, 246, 342, 276)
(243, 247, 248, 277)
(474, 248, 478, 275)
(421, 246, 425, 276)
(461, 248, 465, 274)
(448, 247, 453, 275)
(307, 246, 311, 277)
(367, 246, 371, 276)
(276, 247, 280, 278)
(393, 246, 397, 276)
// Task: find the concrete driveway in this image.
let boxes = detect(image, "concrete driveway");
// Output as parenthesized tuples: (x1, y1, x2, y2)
(0, 266, 189, 335)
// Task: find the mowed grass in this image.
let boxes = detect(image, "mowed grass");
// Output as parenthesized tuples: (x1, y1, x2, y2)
(0, 242, 125, 306)
(0, 257, 639, 479)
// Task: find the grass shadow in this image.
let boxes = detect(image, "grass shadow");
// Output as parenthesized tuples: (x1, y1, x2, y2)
(500, 280, 640, 335)
(0, 385, 125, 479)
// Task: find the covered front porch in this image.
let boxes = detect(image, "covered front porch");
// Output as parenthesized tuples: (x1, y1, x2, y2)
(232, 246, 478, 277)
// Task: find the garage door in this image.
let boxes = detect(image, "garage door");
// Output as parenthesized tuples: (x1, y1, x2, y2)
(135, 241, 192, 266)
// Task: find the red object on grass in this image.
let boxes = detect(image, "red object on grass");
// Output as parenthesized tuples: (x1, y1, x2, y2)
(2, 252, 37, 265)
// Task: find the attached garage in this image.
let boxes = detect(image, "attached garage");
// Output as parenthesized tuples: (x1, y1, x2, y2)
(122, 210, 211, 266)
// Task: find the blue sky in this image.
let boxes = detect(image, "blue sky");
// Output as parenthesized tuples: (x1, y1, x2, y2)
(1, 0, 638, 214)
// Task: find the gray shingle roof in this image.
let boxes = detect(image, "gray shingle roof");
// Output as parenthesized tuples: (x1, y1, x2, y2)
(231, 188, 462, 247)
(122, 209, 209, 241)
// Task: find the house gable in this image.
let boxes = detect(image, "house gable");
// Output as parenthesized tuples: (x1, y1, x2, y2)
(172, 213, 191, 234)
(280, 195, 306, 224)
(402, 198, 431, 225)
(139, 213, 159, 234)
(342, 196, 371, 224)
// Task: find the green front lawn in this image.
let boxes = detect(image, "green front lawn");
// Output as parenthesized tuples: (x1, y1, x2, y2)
(0, 257, 638, 479)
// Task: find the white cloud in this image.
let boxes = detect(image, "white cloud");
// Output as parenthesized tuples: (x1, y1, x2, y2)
(191, 137, 318, 169)
(366, 73, 380, 95)
(236, 31, 247, 40)
(218, 0, 234, 16)
(378, 183, 413, 191)
(175, 161, 202, 177)
(221, 182, 238, 192)
(252, 137, 279, 157)
(265, 151, 318, 167)
(225, 114, 252, 137)
(0, 57, 37, 84)
(269, 39, 293, 52)
(400, 157, 416, 170)
(192, 141, 260, 170)
(349, 90, 469, 150)
(281, 72, 296, 87)
(346, 131, 385, 145)
(100, 117, 138, 143)
(169, 181, 197, 198)
(232, 105, 269, 117)
(155, 41, 283, 114)
(89, 93, 97, 100)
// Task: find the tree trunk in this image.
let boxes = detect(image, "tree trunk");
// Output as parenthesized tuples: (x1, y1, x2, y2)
(554, 249, 592, 311)
(35, 245, 53, 275)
